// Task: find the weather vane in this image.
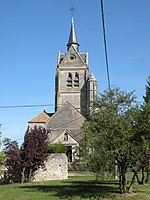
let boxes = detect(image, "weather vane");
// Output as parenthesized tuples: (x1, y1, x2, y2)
(69, 0, 76, 16)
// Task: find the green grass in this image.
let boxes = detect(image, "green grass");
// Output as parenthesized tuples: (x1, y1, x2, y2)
(0, 176, 150, 200)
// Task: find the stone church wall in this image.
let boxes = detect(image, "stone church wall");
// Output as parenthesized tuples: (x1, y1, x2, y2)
(33, 153, 68, 181)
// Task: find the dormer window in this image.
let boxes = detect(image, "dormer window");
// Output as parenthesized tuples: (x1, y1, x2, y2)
(67, 73, 72, 87)
(74, 73, 79, 87)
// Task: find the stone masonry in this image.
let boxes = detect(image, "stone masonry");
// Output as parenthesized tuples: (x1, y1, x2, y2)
(33, 153, 68, 181)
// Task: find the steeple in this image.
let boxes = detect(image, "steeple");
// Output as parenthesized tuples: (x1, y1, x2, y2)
(67, 17, 79, 52)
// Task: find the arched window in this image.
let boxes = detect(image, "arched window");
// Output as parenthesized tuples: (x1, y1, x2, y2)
(67, 73, 72, 87)
(74, 72, 79, 87)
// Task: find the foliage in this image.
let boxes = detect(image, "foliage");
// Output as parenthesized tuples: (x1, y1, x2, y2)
(48, 144, 67, 153)
(81, 87, 139, 193)
(0, 152, 6, 176)
(3, 138, 21, 169)
(21, 126, 50, 182)
(132, 76, 150, 184)
(0, 127, 6, 176)
(3, 126, 49, 183)
(143, 76, 150, 103)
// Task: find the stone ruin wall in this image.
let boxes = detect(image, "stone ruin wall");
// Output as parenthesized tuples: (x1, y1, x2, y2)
(33, 153, 68, 181)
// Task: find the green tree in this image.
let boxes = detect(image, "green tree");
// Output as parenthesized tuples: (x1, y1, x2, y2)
(132, 76, 150, 184)
(81, 87, 139, 193)
(0, 125, 5, 177)
(143, 76, 150, 103)
(0, 152, 5, 176)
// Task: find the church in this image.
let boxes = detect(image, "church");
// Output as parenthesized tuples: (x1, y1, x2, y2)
(28, 16, 98, 162)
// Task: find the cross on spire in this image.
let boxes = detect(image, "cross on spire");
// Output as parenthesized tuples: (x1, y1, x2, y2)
(69, 0, 76, 16)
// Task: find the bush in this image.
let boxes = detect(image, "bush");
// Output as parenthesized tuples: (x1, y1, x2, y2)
(48, 144, 67, 153)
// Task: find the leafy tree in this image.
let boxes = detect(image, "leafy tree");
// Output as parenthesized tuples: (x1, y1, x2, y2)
(3, 126, 49, 183)
(132, 76, 150, 184)
(3, 138, 22, 183)
(20, 126, 49, 182)
(0, 125, 6, 177)
(0, 152, 5, 176)
(3, 138, 21, 169)
(81, 87, 139, 193)
(143, 76, 150, 103)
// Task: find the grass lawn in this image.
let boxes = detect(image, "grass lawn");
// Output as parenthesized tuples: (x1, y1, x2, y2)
(0, 176, 150, 200)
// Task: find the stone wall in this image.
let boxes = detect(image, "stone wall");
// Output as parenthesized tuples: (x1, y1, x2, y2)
(33, 153, 68, 181)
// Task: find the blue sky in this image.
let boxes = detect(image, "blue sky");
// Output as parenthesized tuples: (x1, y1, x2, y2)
(0, 0, 150, 145)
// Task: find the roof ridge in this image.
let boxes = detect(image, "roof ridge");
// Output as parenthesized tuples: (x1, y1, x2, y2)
(71, 46, 85, 65)
(66, 101, 86, 119)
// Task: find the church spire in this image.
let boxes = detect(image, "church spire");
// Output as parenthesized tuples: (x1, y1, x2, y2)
(67, 17, 79, 52)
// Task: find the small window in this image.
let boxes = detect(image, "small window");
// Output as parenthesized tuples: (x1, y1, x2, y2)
(69, 54, 76, 62)
(67, 73, 72, 87)
(74, 73, 79, 87)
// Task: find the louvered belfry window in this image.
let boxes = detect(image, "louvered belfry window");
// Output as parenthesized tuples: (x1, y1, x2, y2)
(74, 72, 79, 87)
(67, 73, 72, 87)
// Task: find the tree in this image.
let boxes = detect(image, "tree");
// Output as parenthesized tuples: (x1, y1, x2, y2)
(143, 76, 150, 103)
(3, 126, 49, 183)
(21, 126, 49, 182)
(0, 152, 5, 176)
(3, 138, 21, 169)
(3, 138, 22, 183)
(132, 76, 150, 184)
(0, 125, 6, 177)
(81, 87, 139, 193)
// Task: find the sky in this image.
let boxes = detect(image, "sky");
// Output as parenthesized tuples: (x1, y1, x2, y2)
(0, 0, 150, 146)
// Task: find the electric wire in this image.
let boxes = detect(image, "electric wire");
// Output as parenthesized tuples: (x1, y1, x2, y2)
(2, 116, 84, 143)
(0, 101, 90, 109)
(100, 0, 111, 90)
(0, 104, 53, 109)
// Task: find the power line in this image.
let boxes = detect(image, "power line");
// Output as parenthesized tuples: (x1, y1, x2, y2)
(0, 101, 89, 109)
(3, 116, 84, 143)
(0, 100, 143, 109)
(0, 104, 54, 109)
(100, 0, 111, 90)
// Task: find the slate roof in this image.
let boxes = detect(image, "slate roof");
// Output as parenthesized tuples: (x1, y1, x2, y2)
(28, 102, 85, 143)
(47, 101, 86, 130)
(69, 129, 84, 142)
(48, 129, 63, 143)
(67, 17, 79, 49)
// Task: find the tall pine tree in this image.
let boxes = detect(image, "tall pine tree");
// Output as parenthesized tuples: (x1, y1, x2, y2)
(143, 76, 150, 104)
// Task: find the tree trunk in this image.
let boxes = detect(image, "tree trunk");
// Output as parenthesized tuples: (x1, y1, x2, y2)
(21, 167, 26, 183)
(119, 174, 123, 193)
(28, 168, 33, 182)
(141, 166, 145, 185)
(118, 162, 127, 193)
(128, 169, 140, 192)
(122, 171, 127, 193)
(145, 170, 149, 183)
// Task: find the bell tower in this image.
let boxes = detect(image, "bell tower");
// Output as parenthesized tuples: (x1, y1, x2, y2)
(55, 17, 97, 117)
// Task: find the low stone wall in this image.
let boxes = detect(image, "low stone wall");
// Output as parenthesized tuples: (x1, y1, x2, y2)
(33, 153, 68, 181)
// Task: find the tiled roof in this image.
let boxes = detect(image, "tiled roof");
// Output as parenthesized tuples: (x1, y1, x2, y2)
(29, 111, 53, 123)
